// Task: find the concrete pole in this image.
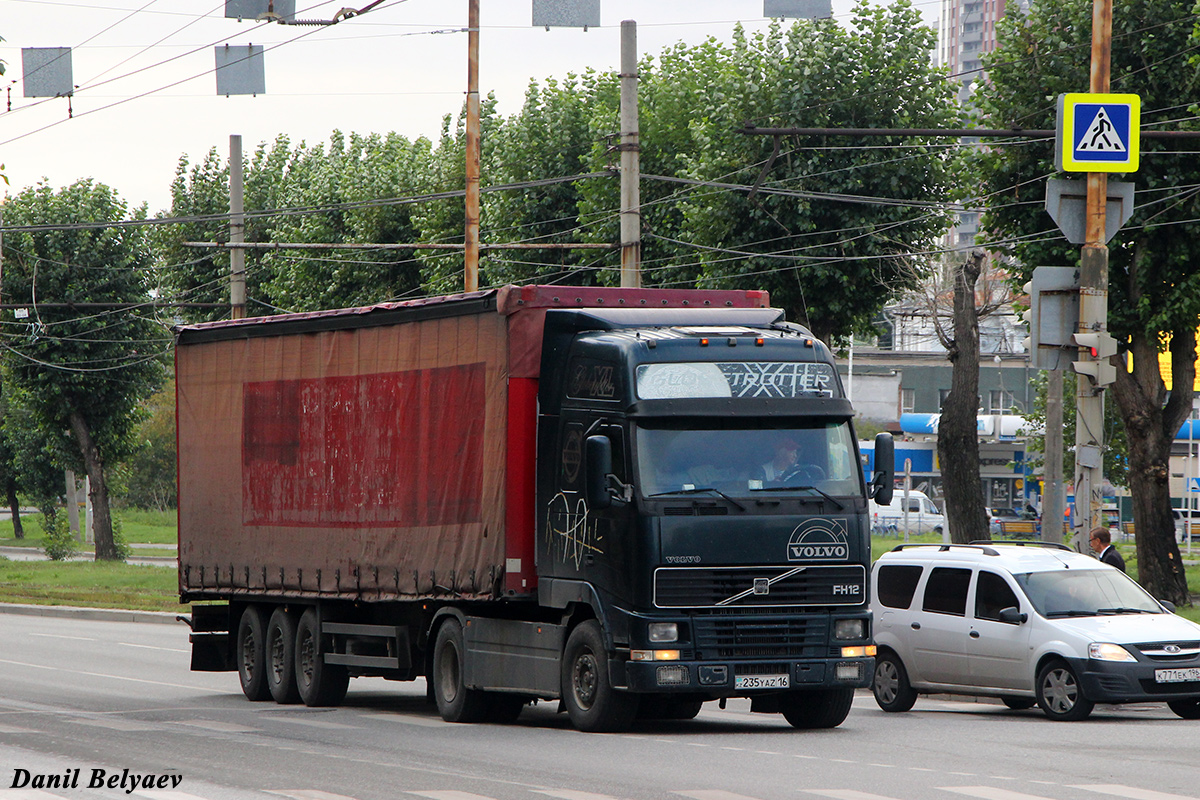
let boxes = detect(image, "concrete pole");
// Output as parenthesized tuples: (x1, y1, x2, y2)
(1072, 0, 1113, 551)
(229, 134, 246, 320)
(619, 19, 641, 288)
(464, 0, 481, 292)
(1043, 369, 1065, 542)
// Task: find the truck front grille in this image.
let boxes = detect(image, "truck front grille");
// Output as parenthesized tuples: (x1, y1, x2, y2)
(654, 565, 866, 608)
(693, 616, 826, 660)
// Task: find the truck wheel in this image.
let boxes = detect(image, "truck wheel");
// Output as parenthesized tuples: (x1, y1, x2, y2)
(266, 607, 301, 704)
(561, 620, 639, 732)
(780, 688, 854, 729)
(432, 618, 489, 723)
(236, 605, 271, 701)
(1036, 659, 1094, 721)
(873, 651, 917, 712)
(295, 608, 349, 707)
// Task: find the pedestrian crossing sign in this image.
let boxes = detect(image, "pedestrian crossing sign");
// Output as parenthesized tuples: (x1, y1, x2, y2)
(1057, 92, 1140, 172)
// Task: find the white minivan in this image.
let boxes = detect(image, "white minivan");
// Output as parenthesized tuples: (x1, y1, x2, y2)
(870, 541, 1200, 720)
(868, 489, 946, 536)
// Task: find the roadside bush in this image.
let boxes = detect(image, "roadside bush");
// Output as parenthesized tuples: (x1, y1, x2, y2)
(40, 510, 79, 561)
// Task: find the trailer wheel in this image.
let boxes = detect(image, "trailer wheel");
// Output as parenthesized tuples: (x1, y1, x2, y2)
(561, 620, 639, 732)
(780, 688, 854, 729)
(295, 608, 349, 707)
(432, 618, 489, 723)
(266, 607, 301, 704)
(236, 605, 271, 701)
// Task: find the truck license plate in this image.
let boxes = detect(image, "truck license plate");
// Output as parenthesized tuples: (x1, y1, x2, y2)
(735, 674, 789, 690)
(1155, 667, 1200, 683)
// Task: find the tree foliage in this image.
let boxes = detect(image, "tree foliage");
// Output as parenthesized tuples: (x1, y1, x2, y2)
(1, 180, 169, 560)
(974, 0, 1200, 603)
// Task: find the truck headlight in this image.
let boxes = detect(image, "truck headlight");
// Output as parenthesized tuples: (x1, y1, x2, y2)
(834, 619, 866, 640)
(1088, 642, 1135, 662)
(648, 622, 679, 643)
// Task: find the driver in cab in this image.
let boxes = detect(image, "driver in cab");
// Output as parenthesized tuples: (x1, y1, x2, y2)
(757, 437, 799, 482)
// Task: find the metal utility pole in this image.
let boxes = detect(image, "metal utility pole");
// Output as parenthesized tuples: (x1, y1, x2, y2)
(1072, 0, 1113, 546)
(619, 19, 641, 288)
(464, 0, 481, 292)
(1043, 370, 1065, 541)
(229, 134, 247, 320)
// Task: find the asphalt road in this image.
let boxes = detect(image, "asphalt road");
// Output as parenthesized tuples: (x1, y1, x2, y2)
(1, 609, 1196, 800)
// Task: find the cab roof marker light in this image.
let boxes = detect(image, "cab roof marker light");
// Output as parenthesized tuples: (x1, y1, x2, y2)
(699, 338, 709, 347)
(755, 337, 765, 346)
(727, 337, 737, 347)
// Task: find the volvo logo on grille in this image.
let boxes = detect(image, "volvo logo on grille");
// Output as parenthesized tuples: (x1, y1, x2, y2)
(787, 519, 850, 562)
(1165, 644, 1182, 654)
(753, 578, 770, 595)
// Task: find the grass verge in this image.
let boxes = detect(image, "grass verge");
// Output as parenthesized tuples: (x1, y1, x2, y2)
(0, 559, 181, 612)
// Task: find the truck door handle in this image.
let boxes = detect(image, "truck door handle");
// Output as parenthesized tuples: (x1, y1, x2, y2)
(911, 622, 921, 630)
(969, 631, 980, 638)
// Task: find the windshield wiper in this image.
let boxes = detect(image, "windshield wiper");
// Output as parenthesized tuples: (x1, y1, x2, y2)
(1044, 610, 1098, 618)
(749, 484, 845, 510)
(647, 487, 746, 512)
(1096, 607, 1153, 615)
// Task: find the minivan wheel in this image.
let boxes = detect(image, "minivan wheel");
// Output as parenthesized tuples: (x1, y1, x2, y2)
(1036, 659, 1094, 721)
(1167, 698, 1200, 719)
(873, 651, 917, 712)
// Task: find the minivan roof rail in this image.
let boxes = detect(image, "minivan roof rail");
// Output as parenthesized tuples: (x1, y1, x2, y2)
(889, 543, 999, 556)
(969, 539, 1073, 551)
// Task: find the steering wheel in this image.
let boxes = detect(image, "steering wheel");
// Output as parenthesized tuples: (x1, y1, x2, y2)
(780, 463, 826, 482)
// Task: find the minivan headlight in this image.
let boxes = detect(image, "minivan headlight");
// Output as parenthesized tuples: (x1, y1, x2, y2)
(1088, 642, 1136, 662)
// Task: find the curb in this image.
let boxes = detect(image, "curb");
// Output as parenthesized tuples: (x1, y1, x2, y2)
(0, 602, 182, 625)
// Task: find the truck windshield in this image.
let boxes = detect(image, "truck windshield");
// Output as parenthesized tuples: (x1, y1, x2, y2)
(1014, 569, 1165, 617)
(635, 420, 861, 499)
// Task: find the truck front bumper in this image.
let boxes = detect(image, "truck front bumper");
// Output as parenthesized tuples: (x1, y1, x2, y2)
(623, 656, 874, 695)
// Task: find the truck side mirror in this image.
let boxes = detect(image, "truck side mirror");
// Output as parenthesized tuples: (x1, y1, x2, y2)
(586, 435, 613, 510)
(871, 432, 894, 505)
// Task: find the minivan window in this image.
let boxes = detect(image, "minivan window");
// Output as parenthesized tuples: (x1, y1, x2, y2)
(877, 565, 924, 609)
(922, 567, 971, 616)
(1015, 568, 1164, 617)
(975, 570, 1021, 622)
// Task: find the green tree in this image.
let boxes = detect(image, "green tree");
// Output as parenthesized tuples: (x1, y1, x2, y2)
(1, 180, 169, 560)
(975, 0, 1200, 604)
(1021, 371, 1129, 489)
(117, 380, 177, 511)
(681, 3, 960, 344)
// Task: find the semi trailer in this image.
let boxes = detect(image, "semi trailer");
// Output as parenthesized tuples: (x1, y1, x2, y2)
(177, 284, 895, 732)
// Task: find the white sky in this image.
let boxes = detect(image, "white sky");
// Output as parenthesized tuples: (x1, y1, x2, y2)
(1, 0, 942, 213)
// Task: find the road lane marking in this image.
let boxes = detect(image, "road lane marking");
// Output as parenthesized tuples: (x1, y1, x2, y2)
(0, 658, 227, 694)
(355, 711, 447, 728)
(409, 793, 497, 800)
(940, 788, 1056, 800)
(804, 791, 903, 800)
(139, 793, 218, 800)
(68, 717, 161, 731)
(677, 791, 765, 800)
(174, 719, 259, 733)
(3, 792, 64, 800)
(1071, 786, 1198, 800)
(267, 717, 359, 730)
(270, 791, 362, 800)
(29, 633, 96, 641)
(535, 791, 627, 800)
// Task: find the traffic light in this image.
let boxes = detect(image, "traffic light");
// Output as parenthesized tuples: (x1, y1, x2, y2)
(1071, 331, 1119, 386)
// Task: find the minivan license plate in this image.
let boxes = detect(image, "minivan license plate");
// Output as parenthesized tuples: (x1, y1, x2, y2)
(735, 675, 789, 689)
(1155, 667, 1200, 683)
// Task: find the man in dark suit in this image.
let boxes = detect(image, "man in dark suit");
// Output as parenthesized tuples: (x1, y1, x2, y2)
(1090, 526, 1125, 572)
